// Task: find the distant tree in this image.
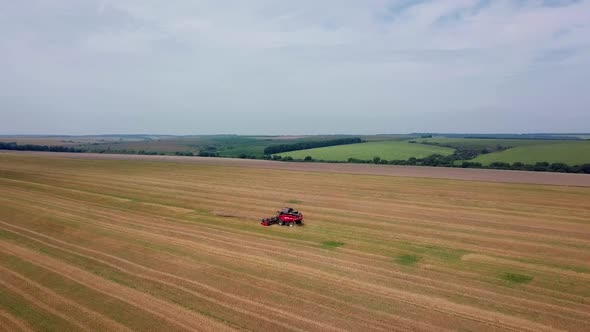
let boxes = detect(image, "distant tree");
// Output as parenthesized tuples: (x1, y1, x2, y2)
(523, 164, 535, 171)
(373, 156, 381, 164)
(389, 160, 406, 165)
(549, 163, 570, 172)
(461, 161, 482, 168)
(174, 151, 194, 156)
(533, 162, 550, 172)
(304, 156, 313, 161)
(511, 162, 525, 170)
(489, 162, 511, 169)
(198, 151, 218, 157)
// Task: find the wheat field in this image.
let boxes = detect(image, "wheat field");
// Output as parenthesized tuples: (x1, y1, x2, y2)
(1, 152, 589, 331)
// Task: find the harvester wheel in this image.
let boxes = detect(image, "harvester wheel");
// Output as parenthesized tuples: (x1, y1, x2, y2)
(279, 220, 284, 226)
(289, 222, 294, 227)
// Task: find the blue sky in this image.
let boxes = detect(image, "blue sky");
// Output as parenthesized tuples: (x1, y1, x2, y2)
(1, 0, 589, 134)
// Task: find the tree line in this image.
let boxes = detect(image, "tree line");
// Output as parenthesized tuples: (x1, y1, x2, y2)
(263, 137, 363, 155)
(3, 141, 588, 174)
(264, 152, 590, 173)
(0, 142, 85, 153)
(341, 155, 590, 173)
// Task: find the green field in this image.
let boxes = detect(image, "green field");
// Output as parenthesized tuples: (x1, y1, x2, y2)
(419, 137, 565, 149)
(472, 141, 590, 165)
(84, 135, 274, 156)
(278, 141, 455, 161)
(3, 135, 589, 168)
(0, 135, 359, 158)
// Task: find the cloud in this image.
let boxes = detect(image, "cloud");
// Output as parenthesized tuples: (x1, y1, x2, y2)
(1, 0, 589, 134)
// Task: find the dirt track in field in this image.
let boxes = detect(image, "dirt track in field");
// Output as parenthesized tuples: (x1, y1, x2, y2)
(0, 153, 589, 331)
(2, 150, 589, 186)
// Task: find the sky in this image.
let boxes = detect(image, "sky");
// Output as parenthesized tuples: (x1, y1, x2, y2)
(1, 0, 589, 135)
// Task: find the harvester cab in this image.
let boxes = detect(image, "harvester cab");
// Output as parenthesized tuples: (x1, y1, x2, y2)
(261, 207, 304, 227)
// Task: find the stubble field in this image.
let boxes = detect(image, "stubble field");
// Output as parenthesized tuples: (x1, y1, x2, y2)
(0, 152, 589, 331)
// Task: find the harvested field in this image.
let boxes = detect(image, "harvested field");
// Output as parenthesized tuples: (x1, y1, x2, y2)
(3, 151, 590, 187)
(0, 152, 589, 331)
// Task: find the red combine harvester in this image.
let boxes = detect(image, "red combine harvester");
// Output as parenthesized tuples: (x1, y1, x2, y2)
(261, 207, 303, 227)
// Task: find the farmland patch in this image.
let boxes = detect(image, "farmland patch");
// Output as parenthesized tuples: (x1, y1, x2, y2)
(1, 153, 589, 331)
(395, 254, 421, 265)
(501, 272, 534, 284)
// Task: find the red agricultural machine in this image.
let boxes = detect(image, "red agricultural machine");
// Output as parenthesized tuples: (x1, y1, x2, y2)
(261, 207, 303, 227)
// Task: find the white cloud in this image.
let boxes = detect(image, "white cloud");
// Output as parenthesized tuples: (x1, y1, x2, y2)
(1, 0, 589, 134)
